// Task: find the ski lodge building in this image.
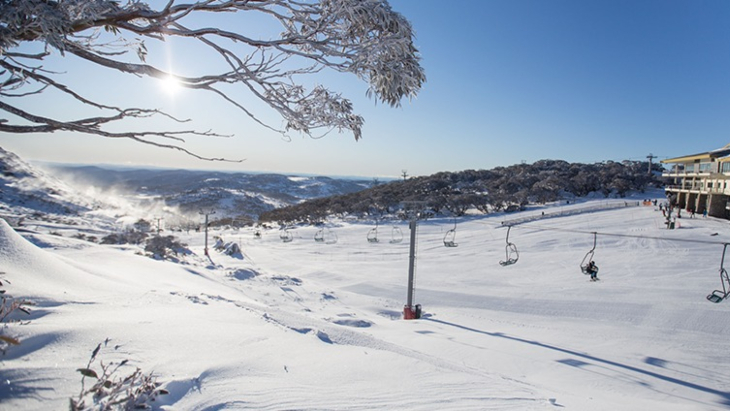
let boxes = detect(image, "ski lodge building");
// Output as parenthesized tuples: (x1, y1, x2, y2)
(661, 143, 730, 219)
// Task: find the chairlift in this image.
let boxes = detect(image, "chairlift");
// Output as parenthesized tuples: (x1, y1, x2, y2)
(314, 227, 338, 244)
(707, 243, 730, 303)
(367, 221, 379, 243)
(443, 220, 458, 247)
(390, 226, 403, 244)
(280, 228, 293, 243)
(499, 225, 519, 266)
(579, 232, 598, 275)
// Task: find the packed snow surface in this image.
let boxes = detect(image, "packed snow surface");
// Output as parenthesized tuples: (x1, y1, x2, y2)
(1, 199, 730, 410)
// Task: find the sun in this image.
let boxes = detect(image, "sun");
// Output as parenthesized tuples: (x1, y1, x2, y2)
(159, 74, 181, 95)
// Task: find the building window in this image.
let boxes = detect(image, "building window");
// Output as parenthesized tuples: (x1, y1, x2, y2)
(699, 162, 712, 173)
(723, 162, 730, 173)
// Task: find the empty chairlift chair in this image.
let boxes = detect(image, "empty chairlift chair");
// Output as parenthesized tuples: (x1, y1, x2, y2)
(707, 244, 730, 303)
(280, 228, 293, 243)
(367, 222, 379, 243)
(443, 220, 458, 247)
(390, 226, 403, 244)
(315, 227, 338, 245)
(314, 228, 325, 243)
(499, 225, 519, 266)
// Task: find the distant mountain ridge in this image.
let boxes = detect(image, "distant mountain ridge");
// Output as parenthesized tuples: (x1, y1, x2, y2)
(46, 164, 372, 222)
(0, 147, 101, 220)
(1, 147, 663, 229)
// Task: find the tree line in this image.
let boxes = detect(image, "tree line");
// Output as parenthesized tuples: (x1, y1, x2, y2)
(259, 159, 663, 224)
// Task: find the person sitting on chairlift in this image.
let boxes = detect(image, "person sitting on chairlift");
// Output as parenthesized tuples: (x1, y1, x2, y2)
(586, 260, 599, 281)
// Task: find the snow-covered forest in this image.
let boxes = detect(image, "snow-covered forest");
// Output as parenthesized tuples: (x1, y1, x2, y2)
(261, 159, 662, 223)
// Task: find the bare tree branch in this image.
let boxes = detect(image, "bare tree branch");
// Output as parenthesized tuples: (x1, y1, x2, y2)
(0, 0, 425, 160)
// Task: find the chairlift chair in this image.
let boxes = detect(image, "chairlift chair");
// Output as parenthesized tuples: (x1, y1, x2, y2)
(443, 220, 458, 247)
(315, 227, 338, 244)
(390, 226, 403, 244)
(280, 229, 293, 243)
(314, 228, 325, 243)
(367, 221, 379, 243)
(707, 244, 730, 303)
(499, 225, 519, 266)
(580, 232, 598, 275)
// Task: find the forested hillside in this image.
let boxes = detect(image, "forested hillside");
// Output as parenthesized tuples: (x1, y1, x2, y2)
(260, 159, 662, 223)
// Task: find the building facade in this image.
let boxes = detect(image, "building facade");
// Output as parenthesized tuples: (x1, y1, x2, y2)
(661, 144, 730, 219)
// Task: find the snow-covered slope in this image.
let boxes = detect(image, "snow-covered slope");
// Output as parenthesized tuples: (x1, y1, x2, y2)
(0, 148, 102, 220)
(2, 195, 729, 410)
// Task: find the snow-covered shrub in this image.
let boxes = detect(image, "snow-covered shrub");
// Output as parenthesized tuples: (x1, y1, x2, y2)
(132, 219, 152, 233)
(144, 235, 191, 260)
(100, 231, 148, 245)
(70, 341, 168, 411)
(73, 233, 99, 243)
(213, 237, 243, 259)
(0, 273, 31, 356)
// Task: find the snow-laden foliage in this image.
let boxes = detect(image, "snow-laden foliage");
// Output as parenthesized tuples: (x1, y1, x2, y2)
(70, 341, 167, 411)
(143, 235, 190, 260)
(260, 159, 664, 222)
(0, 0, 425, 159)
(0, 272, 31, 356)
(213, 236, 243, 259)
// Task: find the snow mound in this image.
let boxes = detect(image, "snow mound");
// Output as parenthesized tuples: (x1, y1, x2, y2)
(0, 218, 106, 301)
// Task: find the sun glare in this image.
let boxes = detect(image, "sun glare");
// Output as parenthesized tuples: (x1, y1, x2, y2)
(160, 75, 181, 95)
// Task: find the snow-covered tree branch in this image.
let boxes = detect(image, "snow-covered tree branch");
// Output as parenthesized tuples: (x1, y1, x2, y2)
(0, 0, 425, 160)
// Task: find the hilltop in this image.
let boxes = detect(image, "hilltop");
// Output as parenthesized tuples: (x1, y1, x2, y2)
(261, 159, 663, 223)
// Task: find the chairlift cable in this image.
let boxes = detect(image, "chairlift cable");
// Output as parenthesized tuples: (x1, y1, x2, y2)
(475, 220, 728, 246)
(521, 223, 728, 246)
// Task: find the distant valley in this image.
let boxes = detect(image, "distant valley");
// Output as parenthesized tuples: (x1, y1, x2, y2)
(0, 146, 372, 228)
(47, 165, 373, 223)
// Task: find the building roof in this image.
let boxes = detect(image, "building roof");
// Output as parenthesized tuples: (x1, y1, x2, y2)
(661, 143, 730, 164)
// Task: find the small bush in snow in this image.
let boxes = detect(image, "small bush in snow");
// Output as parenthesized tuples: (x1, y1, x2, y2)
(0, 272, 32, 355)
(70, 341, 168, 411)
(100, 231, 148, 245)
(132, 219, 153, 233)
(213, 237, 243, 259)
(144, 235, 191, 260)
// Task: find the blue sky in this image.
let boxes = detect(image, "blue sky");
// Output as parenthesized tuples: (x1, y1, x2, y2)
(2, 0, 730, 178)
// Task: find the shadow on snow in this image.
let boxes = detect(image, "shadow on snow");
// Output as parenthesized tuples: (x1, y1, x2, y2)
(426, 317, 730, 407)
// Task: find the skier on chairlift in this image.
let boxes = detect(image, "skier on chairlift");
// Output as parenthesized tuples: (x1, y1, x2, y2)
(586, 260, 599, 281)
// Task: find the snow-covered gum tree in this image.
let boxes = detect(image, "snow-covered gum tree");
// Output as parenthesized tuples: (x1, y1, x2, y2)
(0, 0, 425, 159)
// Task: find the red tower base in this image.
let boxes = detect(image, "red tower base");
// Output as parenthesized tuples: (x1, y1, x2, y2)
(403, 304, 422, 320)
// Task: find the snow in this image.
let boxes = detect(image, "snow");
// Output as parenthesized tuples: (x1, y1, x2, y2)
(2, 197, 730, 410)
